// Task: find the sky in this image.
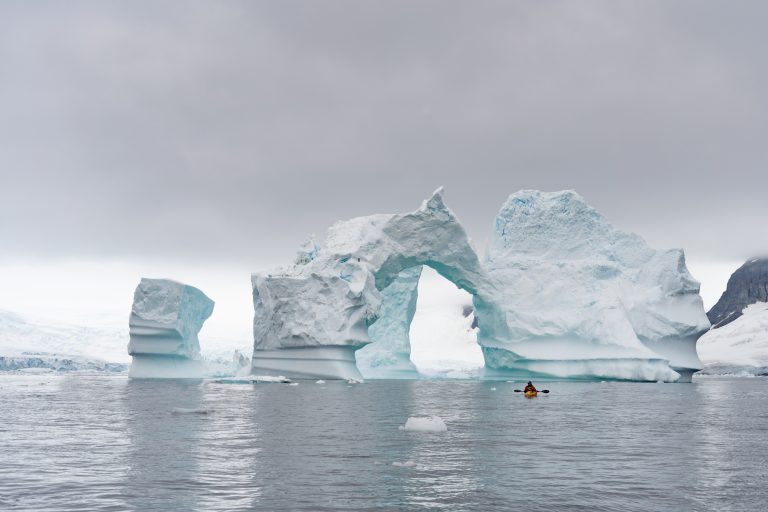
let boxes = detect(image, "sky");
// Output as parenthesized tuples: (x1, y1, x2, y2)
(0, 1, 765, 348)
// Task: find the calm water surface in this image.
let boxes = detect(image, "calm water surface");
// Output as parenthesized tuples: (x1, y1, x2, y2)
(0, 375, 766, 511)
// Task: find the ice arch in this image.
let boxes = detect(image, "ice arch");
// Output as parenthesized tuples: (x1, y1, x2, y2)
(251, 188, 495, 380)
(251, 187, 710, 382)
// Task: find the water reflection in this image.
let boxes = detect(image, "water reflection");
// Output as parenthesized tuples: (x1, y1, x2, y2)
(122, 379, 207, 511)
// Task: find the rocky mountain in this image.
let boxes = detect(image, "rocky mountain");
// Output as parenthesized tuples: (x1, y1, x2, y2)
(707, 258, 768, 328)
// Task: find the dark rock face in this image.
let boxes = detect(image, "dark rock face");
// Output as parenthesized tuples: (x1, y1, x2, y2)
(708, 258, 768, 328)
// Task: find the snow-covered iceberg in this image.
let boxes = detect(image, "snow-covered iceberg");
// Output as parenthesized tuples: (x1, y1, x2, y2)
(128, 278, 214, 379)
(698, 302, 768, 375)
(251, 188, 710, 382)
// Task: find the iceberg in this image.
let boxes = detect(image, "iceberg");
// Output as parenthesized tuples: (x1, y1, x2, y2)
(480, 190, 710, 382)
(251, 188, 488, 380)
(399, 416, 448, 433)
(128, 278, 214, 379)
(251, 188, 710, 382)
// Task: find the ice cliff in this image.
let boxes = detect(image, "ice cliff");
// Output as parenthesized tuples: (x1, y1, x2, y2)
(251, 188, 710, 382)
(128, 278, 214, 378)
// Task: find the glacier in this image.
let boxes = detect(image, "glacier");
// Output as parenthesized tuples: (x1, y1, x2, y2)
(251, 188, 710, 382)
(128, 278, 214, 379)
(698, 302, 768, 375)
(0, 309, 129, 373)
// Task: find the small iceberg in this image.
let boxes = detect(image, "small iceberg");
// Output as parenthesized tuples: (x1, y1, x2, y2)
(399, 416, 448, 433)
(315, 380, 326, 384)
(392, 461, 417, 468)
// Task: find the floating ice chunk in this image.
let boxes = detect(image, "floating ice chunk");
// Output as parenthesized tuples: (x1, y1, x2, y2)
(171, 407, 212, 415)
(392, 461, 417, 468)
(212, 375, 290, 384)
(399, 416, 448, 432)
(347, 378, 362, 384)
(316, 380, 326, 384)
(253, 375, 290, 383)
(490, 387, 497, 391)
(288, 382, 299, 386)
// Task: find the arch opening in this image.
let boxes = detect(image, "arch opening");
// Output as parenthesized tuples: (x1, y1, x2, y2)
(409, 266, 484, 378)
(356, 265, 484, 379)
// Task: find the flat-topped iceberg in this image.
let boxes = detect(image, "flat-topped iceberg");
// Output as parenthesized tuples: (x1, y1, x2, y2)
(128, 278, 214, 379)
(251, 188, 710, 382)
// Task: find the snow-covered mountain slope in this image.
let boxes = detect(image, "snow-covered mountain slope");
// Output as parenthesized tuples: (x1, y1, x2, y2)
(698, 302, 768, 375)
(707, 258, 768, 328)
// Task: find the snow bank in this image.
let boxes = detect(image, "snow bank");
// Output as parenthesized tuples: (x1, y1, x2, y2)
(399, 416, 448, 433)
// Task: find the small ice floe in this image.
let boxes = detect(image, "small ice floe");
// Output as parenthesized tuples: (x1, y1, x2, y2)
(490, 387, 497, 391)
(288, 382, 299, 386)
(347, 378, 363, 384)
(171, 407, 212, 415)
(253, 375, 291, 383)
(212, 375, 291, 384)
(399, 416, 448, 433)
(392, 461, 417, 468)
(316, 380, 326, 384)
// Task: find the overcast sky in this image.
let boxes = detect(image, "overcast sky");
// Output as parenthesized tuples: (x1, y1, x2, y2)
(0, 1, 766, 338)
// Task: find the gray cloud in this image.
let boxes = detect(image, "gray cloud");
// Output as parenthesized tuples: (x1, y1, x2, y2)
(1, 0, 766, 269)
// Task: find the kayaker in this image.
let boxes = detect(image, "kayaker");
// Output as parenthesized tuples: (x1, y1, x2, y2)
(523, 381, 537, 393)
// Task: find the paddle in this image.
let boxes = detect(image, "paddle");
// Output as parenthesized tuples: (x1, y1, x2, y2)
(514, 389, 549, 393)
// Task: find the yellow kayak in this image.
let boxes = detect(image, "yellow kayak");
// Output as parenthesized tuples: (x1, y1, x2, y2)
(524, 390, 538, 398)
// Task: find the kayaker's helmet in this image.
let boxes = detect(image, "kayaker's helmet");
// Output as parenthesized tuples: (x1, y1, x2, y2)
(527, 381, 532, 385)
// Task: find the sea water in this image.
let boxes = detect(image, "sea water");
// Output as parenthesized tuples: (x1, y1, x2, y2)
(0, 376, 766, 511)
